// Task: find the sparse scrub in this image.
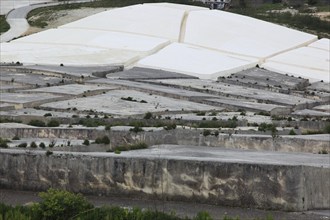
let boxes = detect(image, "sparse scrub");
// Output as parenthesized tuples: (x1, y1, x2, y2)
(0, 15, 10, 33)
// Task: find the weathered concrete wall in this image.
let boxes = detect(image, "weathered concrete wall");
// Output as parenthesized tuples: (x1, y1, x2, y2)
(0, 150, 328, 211)
(1, 127, 328, 153)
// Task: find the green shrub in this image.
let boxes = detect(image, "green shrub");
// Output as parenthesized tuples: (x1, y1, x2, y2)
(44, 113, 52, 117)
(47, 119, 60, 127)
(12, 136, 20, 140)
(0, 138, 10, 148)
(17, 143, 28, 148)
(32, 188, 93, 220)
(113, 142, 148, 152)
(39, 142, 46, 149)
(95, 135, 110, 144)
(324, 124, 330, 134)
(83, 139, 90, 146)
(30, 142, 38, 148)
(28, 120, 46, 127)
(289, 129, 296, 135)
(203, 130, 211, 136)
(194, 211, 213, 220)
(45, 150, 53, 156)
(144, 112, 153, 119)
(0, 15, 10, 34)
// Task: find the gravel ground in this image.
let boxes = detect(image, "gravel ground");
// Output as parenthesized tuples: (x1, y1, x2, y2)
(0, 189, 329, 220)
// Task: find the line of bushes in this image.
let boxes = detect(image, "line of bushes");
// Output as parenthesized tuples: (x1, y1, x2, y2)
(0, 188, 274, 220)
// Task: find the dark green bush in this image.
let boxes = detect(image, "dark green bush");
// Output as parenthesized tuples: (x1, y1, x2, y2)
(17, 143, 28, 148)
(12, 136, 20, 140)
(32, 188, 93, 220)
(95, 135, 110, 144)
(144, 112, 153, 119)
(30, 142, 38, 148)
(43, 113, 52, 117)
(203, 130, 211, 136)
(47, 119, 60, 127)
(28, 120, 46, 127)
(83, 139, 90, 146)
(39, 142, 46, 149)
(289, 129, 296, 135)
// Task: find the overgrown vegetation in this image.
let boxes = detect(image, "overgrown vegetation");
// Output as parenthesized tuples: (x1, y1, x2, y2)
(109, 142, 148, 153)
(229, 2, 330, 38)
(0, 15, 10, 34)
(0, 189, 274, 220)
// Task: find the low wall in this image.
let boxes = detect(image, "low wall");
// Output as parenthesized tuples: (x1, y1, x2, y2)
(0, 150, 329, 211)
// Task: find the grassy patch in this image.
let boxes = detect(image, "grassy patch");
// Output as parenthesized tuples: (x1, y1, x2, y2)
(0, 15, 10, 34)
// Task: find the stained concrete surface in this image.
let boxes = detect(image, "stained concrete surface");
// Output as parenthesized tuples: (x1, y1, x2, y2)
(41, 90, 221, 115)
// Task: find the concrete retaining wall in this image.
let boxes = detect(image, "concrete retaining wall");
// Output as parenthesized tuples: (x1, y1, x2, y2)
(1, 127, 328, 153)
(0, 150, 329, 211)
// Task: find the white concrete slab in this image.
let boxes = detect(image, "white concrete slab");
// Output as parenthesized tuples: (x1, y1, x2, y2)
(60, 4, 186, 41)
(12, 28, 170, 52)
(308, 38, 330, 51)
(137, 43, 258, 79)
(183, 10, 317, 59)
(262, 47, 330, 82)
(0, 42, 140, 66)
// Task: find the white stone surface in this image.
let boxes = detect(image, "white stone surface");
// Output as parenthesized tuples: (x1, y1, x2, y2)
(183, 10, 317, 59)
(308, 38, 330, 51)
(0, 42, 140, 66)
(60, 4, 188, 41)
(1, 28, 170, 66)
(13, 28, 170, 51)
(262, 47, 330, 82)
(137, 43, 258, 79)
